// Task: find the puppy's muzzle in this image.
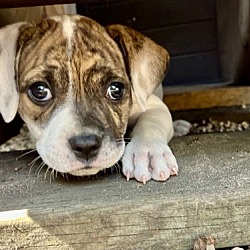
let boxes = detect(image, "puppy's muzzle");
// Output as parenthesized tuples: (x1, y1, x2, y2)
(68, 133, 102, 161)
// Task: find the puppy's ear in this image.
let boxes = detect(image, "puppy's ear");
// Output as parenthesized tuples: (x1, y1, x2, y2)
(106, 25, 169, 109)
(0, 22, 28, 123)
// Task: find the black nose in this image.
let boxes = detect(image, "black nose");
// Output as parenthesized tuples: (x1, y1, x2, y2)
(68, 134, 102, 161)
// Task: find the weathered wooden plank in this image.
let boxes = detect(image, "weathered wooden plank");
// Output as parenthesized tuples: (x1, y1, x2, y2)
(164, 51, 220, 86)
(164, 87, 250, 111)
(134, 0, 215, 30)
(1, 131, 250, 249)
(144, 19, 216, 56)
(78, 0, 214, 31)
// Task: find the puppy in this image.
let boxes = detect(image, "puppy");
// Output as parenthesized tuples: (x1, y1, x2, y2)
(0, 15, 182, 184)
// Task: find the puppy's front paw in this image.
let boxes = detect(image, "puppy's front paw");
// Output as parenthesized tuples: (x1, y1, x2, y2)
(122, 138, 178, 184)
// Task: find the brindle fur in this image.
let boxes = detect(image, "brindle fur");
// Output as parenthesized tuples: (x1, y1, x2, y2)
(18, 16, 132, 139)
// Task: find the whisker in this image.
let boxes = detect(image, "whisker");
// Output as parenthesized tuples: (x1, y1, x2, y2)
(115, 138, 122, 142)
(55, 170, 58, 179)
(115, 162, 121, 173)
(115, 138, 131, 144)
(44, 166, 51, 180)
(28, 155, 41, 166)
(65, 173, 70, 181)
(35, 162, 44, 175)
(110, 166, 114, 174)
(16, 149, 37, 161)
(122, 137, 132, 141)
(50, 169, 56, 181)
(49, 169, 53, 183)
(28, 156, 41, 175)
(36, 162, 46, 178)
(115, 141, 129, 146)
(103, 168, 106, 174)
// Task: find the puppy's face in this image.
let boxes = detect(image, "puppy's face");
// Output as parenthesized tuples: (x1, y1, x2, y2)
(0, 14, 168, 176)
(17, 16, 132, 175)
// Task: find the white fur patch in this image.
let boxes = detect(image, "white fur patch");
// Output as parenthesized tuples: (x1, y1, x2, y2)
(62, 15, 75, 51)
(49, 15, 75, 53)
(50, 15, 76, 96)
(62, 15, 75, 94)
(31, 101, 125, 174)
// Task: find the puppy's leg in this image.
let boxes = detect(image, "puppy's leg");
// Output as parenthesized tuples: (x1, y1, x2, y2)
(122, 94, 178, 184)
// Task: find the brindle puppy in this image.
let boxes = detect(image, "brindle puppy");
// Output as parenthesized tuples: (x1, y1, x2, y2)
(0, 15, 186, 184)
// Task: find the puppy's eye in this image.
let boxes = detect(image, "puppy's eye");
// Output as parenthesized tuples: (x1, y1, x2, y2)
(28, 82, 52, 104)
(106, 82, 125, 101)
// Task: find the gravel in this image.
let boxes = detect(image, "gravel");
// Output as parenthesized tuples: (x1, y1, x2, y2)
(191, 119, 250, 134)
(0, 124, 35, 152)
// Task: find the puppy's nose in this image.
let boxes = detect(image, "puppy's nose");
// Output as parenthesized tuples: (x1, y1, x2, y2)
(68, 134, 102, 161)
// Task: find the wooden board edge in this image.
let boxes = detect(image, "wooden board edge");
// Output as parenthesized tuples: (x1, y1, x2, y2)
(163, 86, 250, 111)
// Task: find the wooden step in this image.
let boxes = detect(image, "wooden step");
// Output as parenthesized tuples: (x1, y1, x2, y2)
(164, 86, 250, 111)
(1, 131, 250, 249)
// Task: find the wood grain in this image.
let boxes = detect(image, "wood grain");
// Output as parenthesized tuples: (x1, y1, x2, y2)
(164, 87, 250, 111)
(1, 131, 250, 249)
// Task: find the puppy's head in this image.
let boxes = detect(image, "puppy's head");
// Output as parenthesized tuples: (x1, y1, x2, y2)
(0, 15, 169, 175)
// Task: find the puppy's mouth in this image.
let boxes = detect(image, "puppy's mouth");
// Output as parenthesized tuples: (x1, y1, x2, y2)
(68, 151, 123, 176)
(85, 165, 93, 169)
(69, 166, 102, 176)
(68, 142, 125, 176)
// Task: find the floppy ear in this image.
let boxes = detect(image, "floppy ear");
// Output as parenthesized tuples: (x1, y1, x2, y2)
(0, 22, 28, 123)
(106, 25, 170, 110)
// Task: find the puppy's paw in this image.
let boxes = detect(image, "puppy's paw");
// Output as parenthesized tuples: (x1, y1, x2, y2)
(122, 138, 178, 184)
(173, 119, 192, 136)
